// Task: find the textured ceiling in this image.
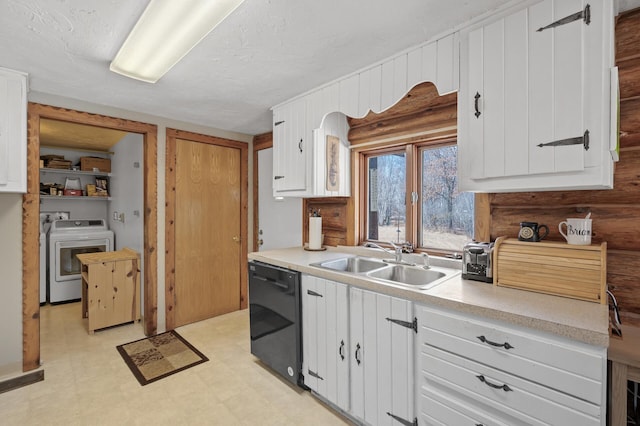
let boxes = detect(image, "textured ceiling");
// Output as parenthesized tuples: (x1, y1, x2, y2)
(2, 0, 639, 136)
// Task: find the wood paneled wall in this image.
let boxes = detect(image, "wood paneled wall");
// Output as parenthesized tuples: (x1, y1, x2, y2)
(488, 9, 640, 326)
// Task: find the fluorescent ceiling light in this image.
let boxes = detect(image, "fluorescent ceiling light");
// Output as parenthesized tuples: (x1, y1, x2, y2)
(110, 0, 245, 83)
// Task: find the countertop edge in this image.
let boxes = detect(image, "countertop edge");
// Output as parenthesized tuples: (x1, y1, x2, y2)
(249, 247, 610, 348)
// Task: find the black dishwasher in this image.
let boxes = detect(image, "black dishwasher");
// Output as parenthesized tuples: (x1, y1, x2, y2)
(248, 261, 303, 387)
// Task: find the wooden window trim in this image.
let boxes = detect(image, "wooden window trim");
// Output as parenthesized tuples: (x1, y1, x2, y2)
(357, 136, 479, 254)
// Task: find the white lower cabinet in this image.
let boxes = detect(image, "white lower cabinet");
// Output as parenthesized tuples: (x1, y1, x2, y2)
(301, 275, 415, 426)
(301, 275, 350, 412)
(416, 304, 607, 426)
(350, 287, 414, 426)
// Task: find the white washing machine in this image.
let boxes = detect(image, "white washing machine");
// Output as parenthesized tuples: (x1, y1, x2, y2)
(39, 231, 46, 304)
(48, 219, 114, 303)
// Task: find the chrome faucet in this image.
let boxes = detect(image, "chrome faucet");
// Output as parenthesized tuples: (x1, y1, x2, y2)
(363, 242, 415, 266)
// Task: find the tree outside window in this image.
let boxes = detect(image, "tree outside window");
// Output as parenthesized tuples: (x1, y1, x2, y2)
(364, 142, 474, 252)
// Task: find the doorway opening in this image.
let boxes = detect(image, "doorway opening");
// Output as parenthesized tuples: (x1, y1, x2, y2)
(22, 103, 158, 372)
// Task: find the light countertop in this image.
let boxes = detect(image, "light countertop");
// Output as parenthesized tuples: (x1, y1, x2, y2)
(248, 246, 610, 347)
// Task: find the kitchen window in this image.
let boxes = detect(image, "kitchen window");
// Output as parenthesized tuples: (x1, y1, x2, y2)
(362, 139, 474, 253)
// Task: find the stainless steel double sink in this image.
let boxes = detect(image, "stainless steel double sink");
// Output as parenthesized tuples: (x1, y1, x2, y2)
(309, 256, 460, 290)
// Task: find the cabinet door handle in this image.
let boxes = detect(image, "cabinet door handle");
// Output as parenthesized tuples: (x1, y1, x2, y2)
(339, 340, 345, 360)
(274, 175, 285, 180)
(537, 130, 589, 151)
(308, 369, 324, 380)
(386, 412, 418, 426)
(476, 374, 512, 392)
(537, 4, 590, 32)
(306, 289, 323, 297)
(355, 343, 362, 365)
(274, 120, 285, 126)
(474, 92, 481, 118)
(476, 335, 514, 350)
(298, 138, 303, 153)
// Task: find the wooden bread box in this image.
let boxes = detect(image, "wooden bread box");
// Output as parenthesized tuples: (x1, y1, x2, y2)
(76, 248, 141, 333)
(493, 237, 607, 304)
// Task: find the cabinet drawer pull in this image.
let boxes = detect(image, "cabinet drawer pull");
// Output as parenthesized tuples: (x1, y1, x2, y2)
(339, 340, 345, 360)
(474, 92, 481, 118)
(386, 412, 418, 426)
(306, 289, 323, 297)
(274, 175, 285, 180)
(537, 4, 590, 32)
(298, 138, 303, 153)
(476, 374, 512, 392)
(308, 369, 323, 380)
(274, 120, 285, 126)
(536, 130, 590, 151)
(477, 335, 514, 350)
(355, 343, 362, 365)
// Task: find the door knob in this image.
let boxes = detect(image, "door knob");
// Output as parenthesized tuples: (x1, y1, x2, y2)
(232, 236, 240, 243)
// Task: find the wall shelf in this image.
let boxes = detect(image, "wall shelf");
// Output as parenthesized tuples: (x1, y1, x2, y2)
(40, 168, 111, 177)
(40, 195, 112, 201)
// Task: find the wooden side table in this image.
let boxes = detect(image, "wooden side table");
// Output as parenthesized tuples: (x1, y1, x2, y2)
(609, 324, 640, 425)
(76, 248, 141, 334)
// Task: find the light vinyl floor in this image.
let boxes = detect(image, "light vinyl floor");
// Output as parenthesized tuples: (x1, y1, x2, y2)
(0, 303, 349, 425)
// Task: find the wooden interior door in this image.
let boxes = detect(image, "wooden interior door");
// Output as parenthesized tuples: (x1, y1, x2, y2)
(174, 138, 241, 326)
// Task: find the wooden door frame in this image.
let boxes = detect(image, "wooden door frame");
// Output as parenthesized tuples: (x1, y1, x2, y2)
(22, 103, 158, 372)
(252, 132, 273, 252)
(164, 128, 249, 331)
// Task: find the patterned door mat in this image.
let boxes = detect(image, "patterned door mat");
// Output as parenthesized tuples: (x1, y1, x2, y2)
(116, 330, 208, 385)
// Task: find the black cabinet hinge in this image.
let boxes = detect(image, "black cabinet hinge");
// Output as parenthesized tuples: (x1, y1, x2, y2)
(387, 412, 418, 426)
(386, 317, 417, 333)
(537, 4, 590, 32)
(537, 130, 589, 151)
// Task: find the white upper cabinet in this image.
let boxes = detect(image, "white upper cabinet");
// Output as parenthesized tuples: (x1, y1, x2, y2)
(0, 67, 28, 194)
(272, 98, 307, 193)
(458, 0, 616, 192)
(272, 33, 459, 197)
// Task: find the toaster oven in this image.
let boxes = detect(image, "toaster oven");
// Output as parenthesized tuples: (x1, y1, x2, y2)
(462, 241, 494, 283)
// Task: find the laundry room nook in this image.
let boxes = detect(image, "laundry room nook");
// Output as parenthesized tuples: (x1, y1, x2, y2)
(38, 118, 144, 334)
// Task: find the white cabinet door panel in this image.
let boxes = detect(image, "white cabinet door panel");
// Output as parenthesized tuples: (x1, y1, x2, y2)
(302, 275, 350, 411)
(504, 9, 529, 177)
(459, 0, 612, 192)
(302, 275, 319, 392)
(466, 27, 484, 180)
(362, 289, 378, 426)
(389, 297, 413, 426)
(349, 287, 364, 420)
(483, 18, 506, 179)
(528, 0, 556, 176)
(350, 287, 414, 426)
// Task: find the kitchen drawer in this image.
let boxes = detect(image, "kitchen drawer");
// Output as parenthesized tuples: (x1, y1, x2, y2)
(421, 347, 602, 426)
(421, 386, 516, 426)
(417, 305, 605, 403)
